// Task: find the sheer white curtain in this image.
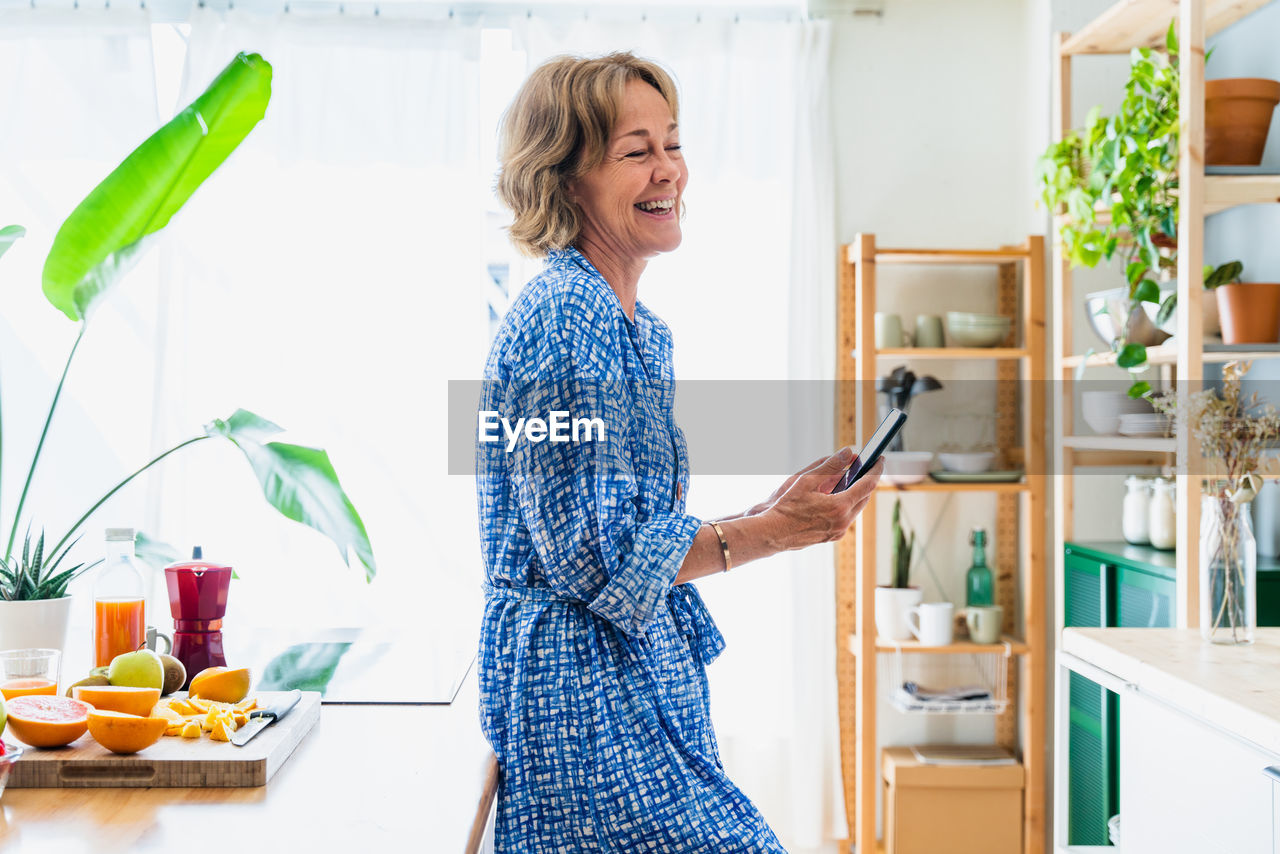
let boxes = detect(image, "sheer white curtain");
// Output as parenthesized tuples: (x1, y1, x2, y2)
(153, 9, 487, 678)
(513, 15, 840, 851)
(0, 9, 162, 636)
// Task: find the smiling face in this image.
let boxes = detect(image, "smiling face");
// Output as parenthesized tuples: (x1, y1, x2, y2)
(568, 78, 688, 267)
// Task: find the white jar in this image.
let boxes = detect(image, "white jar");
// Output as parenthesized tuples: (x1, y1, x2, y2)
(1149, 478, 1177, 550)
(1122, 476, 1152, 545)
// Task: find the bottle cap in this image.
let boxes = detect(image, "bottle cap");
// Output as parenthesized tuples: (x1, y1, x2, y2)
(105, 527, 135, 541)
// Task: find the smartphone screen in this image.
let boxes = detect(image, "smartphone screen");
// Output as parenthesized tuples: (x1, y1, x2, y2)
(831, 408, 907, 494)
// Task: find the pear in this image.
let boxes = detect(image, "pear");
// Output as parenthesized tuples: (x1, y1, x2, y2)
(64, 674, 111, 697)
(159, 654, 186, 697)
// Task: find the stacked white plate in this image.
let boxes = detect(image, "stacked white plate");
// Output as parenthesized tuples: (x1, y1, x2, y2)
(1117, 413, 1171, 437)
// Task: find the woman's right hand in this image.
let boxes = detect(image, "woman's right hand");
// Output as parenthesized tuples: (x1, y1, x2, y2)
(761, 449, 882, 551)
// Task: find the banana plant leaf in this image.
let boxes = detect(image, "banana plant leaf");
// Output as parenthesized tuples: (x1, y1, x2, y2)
(133, 531, 241, 580)
(42, 52, 272, 322)
(258, 642, 352, 695)
(0, 225, 24, 261)
(206, 409, 376, 581)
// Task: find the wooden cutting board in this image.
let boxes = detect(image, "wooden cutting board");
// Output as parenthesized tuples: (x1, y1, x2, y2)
(6, 690, 321, 788)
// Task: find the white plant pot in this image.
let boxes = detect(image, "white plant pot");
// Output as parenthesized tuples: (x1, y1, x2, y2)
(1142, 284, 1222, 337)
(0, 596, 73, 657)
(874, 586, 923, 642)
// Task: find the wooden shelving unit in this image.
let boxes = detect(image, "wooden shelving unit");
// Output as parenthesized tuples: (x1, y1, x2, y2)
(836, 233, 1047, 854)
(1051, 1, 1280, 850)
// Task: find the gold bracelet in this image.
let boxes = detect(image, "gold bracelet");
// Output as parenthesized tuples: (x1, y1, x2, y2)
(708, 521, 731, 572)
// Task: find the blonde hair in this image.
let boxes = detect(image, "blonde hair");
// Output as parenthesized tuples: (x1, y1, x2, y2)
(496, 52, 680, 257)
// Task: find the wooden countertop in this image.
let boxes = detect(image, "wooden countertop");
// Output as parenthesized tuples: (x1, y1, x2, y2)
(1062, 627, 1280, 756)
(0, 663, 493, 852)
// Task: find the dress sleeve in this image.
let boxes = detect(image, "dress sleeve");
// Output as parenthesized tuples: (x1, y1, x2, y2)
(502, 294, 702, 638)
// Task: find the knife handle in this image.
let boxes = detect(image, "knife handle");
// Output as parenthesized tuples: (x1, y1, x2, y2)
(251, 689, 303, 720)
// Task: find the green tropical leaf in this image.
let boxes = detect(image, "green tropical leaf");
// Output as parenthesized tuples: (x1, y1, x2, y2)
(1132, 279, 1161, 304)
(1205, 260, 1244, 288)
(1166, 19, 1178, 55)
(258, 642, 352, 695)
(1156, 293, 1177, 327)
(42, 53, 272, 321)
(133, 531, 240, 581)
(1129, 380, 1152, 399)
(1117, 343, 1148, 369)
(0, 225, 24, 262)
(208, 408, 284, 444)
(1075, 348, 1096, 382)
(207, 409, 376, 581)
(133, 532, 183, 574)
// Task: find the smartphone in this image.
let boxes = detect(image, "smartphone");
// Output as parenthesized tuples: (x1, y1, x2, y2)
(831, 408, 907, 494)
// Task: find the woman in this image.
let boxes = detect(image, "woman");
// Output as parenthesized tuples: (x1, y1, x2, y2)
(476, 52, 880, 851)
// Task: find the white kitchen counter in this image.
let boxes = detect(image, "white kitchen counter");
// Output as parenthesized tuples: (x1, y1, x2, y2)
(1059, 627, 1280, 854)
(1061, 627, 1280, 756)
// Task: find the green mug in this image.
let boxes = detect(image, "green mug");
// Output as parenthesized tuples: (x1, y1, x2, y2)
(964, 605, 1003, 644)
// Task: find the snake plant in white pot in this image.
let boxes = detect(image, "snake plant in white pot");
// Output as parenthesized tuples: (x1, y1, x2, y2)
(0, 52, 376, 656)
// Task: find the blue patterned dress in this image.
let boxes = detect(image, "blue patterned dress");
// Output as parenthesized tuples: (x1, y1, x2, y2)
(475, 247, 786, 852)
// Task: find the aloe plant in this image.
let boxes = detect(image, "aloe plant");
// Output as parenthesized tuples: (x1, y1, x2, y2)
(0, 52, 376, 599)
(890, 499, 914, 589)
(0, 530, 100, 601)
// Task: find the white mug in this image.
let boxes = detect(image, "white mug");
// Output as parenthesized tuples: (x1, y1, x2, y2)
(907, 602, 954, 646)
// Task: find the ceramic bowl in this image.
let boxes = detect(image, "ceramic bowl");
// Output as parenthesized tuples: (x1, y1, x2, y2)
(882, 451, 934, 485)
(947, 311, 1009, 325)
(1081, 391, 1153, 435)
(938, 451, 996, 474)
(946, 312, 1011, 347)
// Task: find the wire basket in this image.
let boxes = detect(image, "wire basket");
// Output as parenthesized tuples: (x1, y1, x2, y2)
(888, 649, 1009, 715)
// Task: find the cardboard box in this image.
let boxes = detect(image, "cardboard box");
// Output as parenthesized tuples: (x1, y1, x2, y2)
(882, 746, 1024, 854)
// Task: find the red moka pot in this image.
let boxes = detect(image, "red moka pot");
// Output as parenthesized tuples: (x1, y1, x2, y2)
(164, 547, 232, 689)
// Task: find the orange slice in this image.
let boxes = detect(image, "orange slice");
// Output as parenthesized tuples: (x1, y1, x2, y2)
(5, 695, 92, 747)
(72, 685, 162, 718)
(188, 667, 251, 704)
(86, 710, 168, 755)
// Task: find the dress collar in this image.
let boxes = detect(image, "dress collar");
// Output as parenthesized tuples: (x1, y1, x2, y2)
(552, 246, 645, 328)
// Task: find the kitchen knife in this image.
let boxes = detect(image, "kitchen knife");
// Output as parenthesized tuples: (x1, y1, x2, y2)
(231, 689, 303, 746)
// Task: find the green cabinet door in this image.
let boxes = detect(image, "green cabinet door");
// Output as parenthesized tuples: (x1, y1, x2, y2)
(1064, 547, 1119, 846)
(1116, 563, 1175, 628)
(1064, 543, 1176, 846)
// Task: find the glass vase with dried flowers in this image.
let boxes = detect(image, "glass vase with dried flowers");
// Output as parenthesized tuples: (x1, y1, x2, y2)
(1150, 361, 1280, 644)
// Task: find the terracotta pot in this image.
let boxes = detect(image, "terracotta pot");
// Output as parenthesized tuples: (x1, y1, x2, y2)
(1206, 78, 1280, 166)
(1216, 283, 1280, 344)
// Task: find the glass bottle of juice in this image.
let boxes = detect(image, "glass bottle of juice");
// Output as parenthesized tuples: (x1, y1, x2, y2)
(965, 528, 995, 607)
(94, 528, 146, 668)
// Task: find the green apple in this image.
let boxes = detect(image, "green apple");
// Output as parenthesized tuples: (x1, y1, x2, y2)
(107, 649, 165, 691)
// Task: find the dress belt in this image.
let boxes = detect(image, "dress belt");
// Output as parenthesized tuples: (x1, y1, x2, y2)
(484, 581, 725, 666)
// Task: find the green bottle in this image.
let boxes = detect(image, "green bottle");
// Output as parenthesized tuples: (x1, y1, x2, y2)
(965, 528, 994, 607)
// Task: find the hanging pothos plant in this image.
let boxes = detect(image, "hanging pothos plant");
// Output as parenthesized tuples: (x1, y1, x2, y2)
(1036, 19, 1241, 397)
